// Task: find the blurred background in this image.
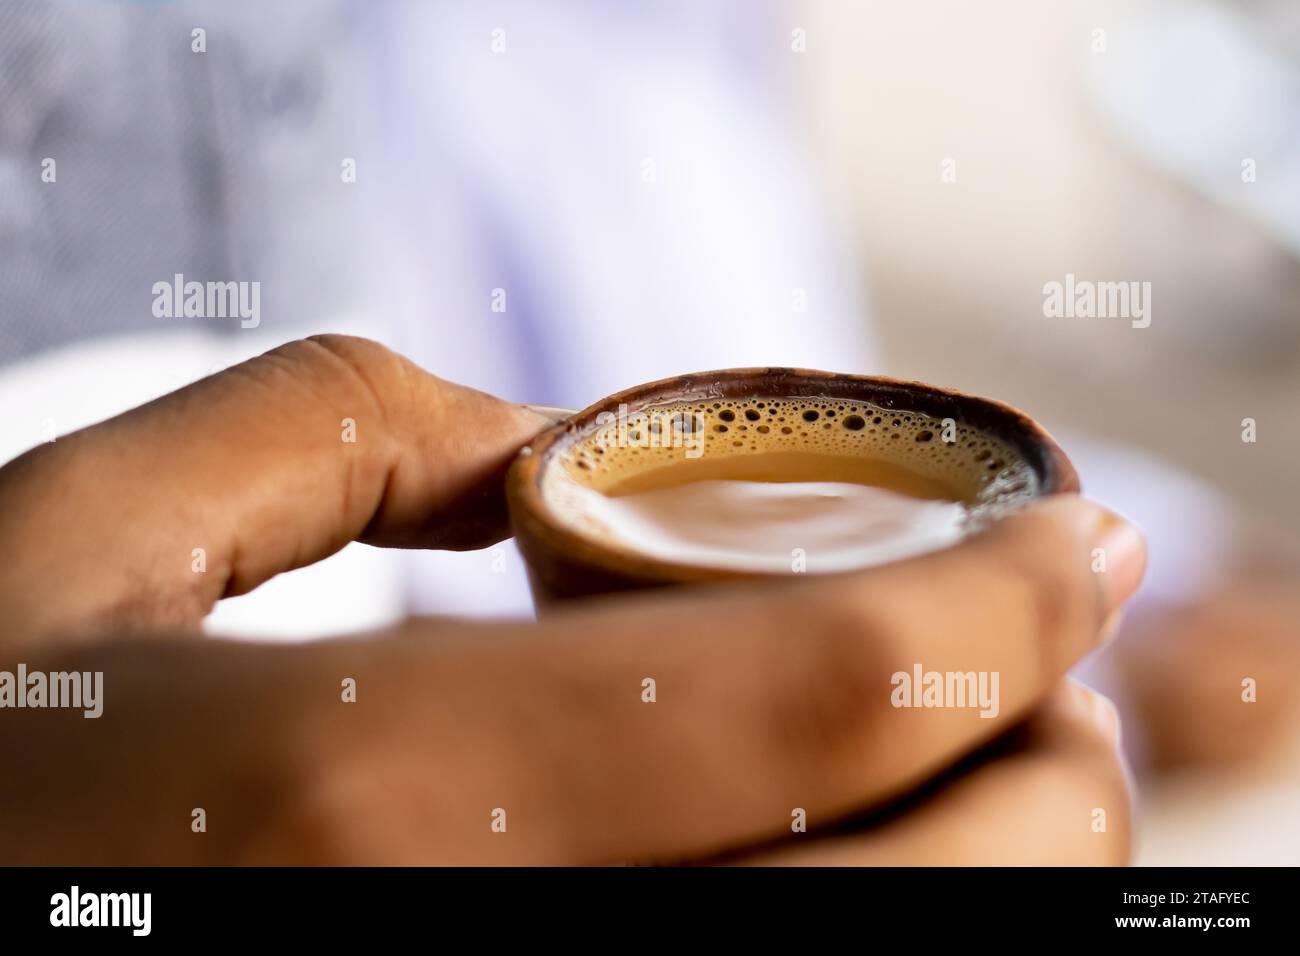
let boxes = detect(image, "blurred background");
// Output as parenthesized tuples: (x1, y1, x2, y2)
(1, 0, 1297, 864)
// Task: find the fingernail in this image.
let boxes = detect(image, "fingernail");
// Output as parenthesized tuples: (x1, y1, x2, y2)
(522, 404, 577, 426)
(1093, 509, 1146, 614)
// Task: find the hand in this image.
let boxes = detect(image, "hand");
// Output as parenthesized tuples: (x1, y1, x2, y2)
(0, 336, 1144, 864)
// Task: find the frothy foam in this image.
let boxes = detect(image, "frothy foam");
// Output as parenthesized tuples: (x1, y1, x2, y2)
(540, 395, 1038, 572)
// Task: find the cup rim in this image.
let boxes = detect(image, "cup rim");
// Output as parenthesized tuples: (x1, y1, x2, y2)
(506, 367, 1080, 585)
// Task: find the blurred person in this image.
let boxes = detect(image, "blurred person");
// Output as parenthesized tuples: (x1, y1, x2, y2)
(0, 0, 1295, 863)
